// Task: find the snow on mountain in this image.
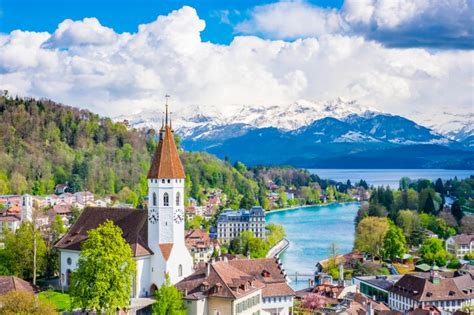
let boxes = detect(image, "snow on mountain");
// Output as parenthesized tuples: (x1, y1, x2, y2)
(412, 110, 474, 142)
(116, 98, 379, 135)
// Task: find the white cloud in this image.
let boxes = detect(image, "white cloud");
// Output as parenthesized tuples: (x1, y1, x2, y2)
(237, 0, 474, 49)
(0, 5, 472, 124)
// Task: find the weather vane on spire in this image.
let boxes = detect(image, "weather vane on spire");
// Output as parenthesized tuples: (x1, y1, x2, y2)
(165, 94, 170, 125)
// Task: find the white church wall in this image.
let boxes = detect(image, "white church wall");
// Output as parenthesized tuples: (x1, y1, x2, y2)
(134, 256, 151, 297)
(59, 249, 80, 288)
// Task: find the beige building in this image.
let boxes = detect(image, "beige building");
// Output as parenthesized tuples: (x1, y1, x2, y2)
(176, 257, 295, 315)
(185, 229, 217, 264)
(446, 234, 474, 259)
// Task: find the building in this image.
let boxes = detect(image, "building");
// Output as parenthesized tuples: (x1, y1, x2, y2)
(185, 229, 216, 264)
(216, 207, 265, 243)
(388, 269, 474, 313)
(446, 234, 474, 259)
(55, 104, 193, 297)
(353, 275, 403, 303)
(176, 257, 294, 315)
(0, 276, 37, 295)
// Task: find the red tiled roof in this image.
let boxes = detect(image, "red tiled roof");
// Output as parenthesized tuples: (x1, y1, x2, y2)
(55, 207, 153, 257)
(0, 276, 37, 295)
(147, 126, 185, 179)
(159, 243, 173, 261)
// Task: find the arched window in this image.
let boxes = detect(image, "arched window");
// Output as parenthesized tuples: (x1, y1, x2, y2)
(178, 264, 183, 277)
(176, 192, 180, 206)
(163, 193, 169, 206)
(152, 192, 157, 206)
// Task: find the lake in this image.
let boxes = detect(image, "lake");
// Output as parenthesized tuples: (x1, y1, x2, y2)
(266, 203, 360, 290)
(309, 169, 473, 189)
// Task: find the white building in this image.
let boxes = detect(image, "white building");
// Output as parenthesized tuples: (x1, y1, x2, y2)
(56, 107, 193, 297)
(446, 234, 474, 259)
(216, 207, 266, 243)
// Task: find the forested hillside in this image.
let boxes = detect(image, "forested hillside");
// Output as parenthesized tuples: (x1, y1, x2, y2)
(0, 95, 262, 207)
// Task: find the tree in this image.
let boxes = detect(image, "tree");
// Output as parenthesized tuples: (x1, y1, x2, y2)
(46, 215, 67, 278)
(419, 238, 448, 266)
(70, 220, 136, 313)
(423, 193, 436, 214)
(153, 276, 186, 315)
(0, 291, 56, 314)
(451, 200, 464, 222)
(354, 217, 389, 260)
(3, 222, 47, 279)
(301, 293, 326, 310)
(418, 189, 441, 214)
(383, 223, 406, 260)
(434, 178, 445, 195)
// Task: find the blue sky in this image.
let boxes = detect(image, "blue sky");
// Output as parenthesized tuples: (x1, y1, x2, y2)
(0, 0, 472, 129)
(0, 0, 343, 44)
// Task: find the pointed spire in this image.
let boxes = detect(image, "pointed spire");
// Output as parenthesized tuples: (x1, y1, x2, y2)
(165, 94, 170, 126)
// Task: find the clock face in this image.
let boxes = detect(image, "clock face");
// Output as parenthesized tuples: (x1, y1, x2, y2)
(174, 209, 184, 224)
(148, 209, 159, 224)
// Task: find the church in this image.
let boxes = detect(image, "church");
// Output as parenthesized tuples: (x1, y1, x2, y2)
(55, 104, 194, 297)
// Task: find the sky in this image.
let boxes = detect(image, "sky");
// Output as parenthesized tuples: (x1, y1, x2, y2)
(0, 0, 473, 126)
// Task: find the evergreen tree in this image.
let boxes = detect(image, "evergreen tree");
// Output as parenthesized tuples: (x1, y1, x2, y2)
(434, 178, 445, 195)
(424, 193, 436, 214)
(451, 200, 464, 223)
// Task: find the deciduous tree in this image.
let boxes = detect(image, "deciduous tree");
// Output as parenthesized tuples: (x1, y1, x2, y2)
(70, 220, 136, 313)
(153, 276, 186, 315)
(354, 217, 389, 260)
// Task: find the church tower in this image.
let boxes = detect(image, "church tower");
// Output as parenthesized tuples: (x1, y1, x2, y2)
(147, 101, 193, 287)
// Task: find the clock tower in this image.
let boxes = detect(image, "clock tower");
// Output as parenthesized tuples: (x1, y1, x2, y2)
(147, 101, 193, 287)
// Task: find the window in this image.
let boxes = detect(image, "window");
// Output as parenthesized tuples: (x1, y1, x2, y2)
(176, 192, 180, 206)
(67, 257, 72, 265)
(178, 264, 183, 277)
(163, 193, 169, 206)
(152, 192, 157, 206)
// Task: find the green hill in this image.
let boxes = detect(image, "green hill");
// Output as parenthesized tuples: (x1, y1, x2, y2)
(0, 95, 261, 208)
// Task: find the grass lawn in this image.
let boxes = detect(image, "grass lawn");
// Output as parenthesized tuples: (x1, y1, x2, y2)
(38, 290, 71, 311)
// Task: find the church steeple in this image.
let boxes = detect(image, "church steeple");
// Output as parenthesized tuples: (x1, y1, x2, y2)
(148, 98, 185, 179)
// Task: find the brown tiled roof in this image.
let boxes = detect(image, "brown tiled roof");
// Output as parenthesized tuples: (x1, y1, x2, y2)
(176, 260, 265, 300)
(0, 276, 37, 295)
(147, 126, 185, 179)
(55, 207, 153, 257)
(450, 234, 474, 245)
(159, 243, 173, 261)
(185, 229, 212, 250)
(390, 274, 472, 302)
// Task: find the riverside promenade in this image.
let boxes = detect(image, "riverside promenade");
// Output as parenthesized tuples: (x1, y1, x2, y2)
(266, 238, 290, 258)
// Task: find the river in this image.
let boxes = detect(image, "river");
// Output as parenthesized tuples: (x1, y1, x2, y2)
(309, 169, 473, 188)
(266, 203, 360, 290)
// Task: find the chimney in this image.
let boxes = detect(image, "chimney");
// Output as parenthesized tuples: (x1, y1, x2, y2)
(206, 263, 210, 277)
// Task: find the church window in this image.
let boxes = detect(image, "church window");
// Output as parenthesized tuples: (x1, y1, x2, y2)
(164, 193, 169, 206)
(67, 257, 72, 265)
(162, 179, 165, 183)
(178, 264, 183, 277)
(152, 193, 157, 206)
(167, 179, 171, 183)
(176, 192, 180, 206)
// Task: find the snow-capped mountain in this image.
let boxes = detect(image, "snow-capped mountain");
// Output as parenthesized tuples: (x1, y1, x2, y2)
(116, 98, 473, 168)
(116, 98, 379, 140)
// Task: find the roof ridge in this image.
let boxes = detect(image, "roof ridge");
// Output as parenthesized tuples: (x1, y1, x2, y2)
(211, 262, 240, 299)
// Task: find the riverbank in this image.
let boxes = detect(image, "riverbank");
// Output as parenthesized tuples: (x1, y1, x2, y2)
(266, 238, 290, 258)
(265, 201, 359, 215)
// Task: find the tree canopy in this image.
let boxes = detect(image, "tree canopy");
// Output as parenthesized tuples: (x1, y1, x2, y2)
(69, 220, 136, 313)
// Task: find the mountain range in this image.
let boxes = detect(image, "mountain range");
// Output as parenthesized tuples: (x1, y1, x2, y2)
(117, 99, 474, 169)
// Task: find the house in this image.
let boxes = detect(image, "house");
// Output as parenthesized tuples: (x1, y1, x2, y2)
(74, 191, 94, 204)
(353, 275, 403, 303)
(55, 109, 193, 298)
(176, 257, 295, 315)
(0, 276, 37, 295)
(315, 251, 364, 274)
(94, 199, 108, 208)
(216, 207, 266, 243)
(55, 184, 69, 195)
(185, 229, 216, 264)
(0, 214, 21, 240)
(446, 234, 474, 259)
(388, 269, 474, 313)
